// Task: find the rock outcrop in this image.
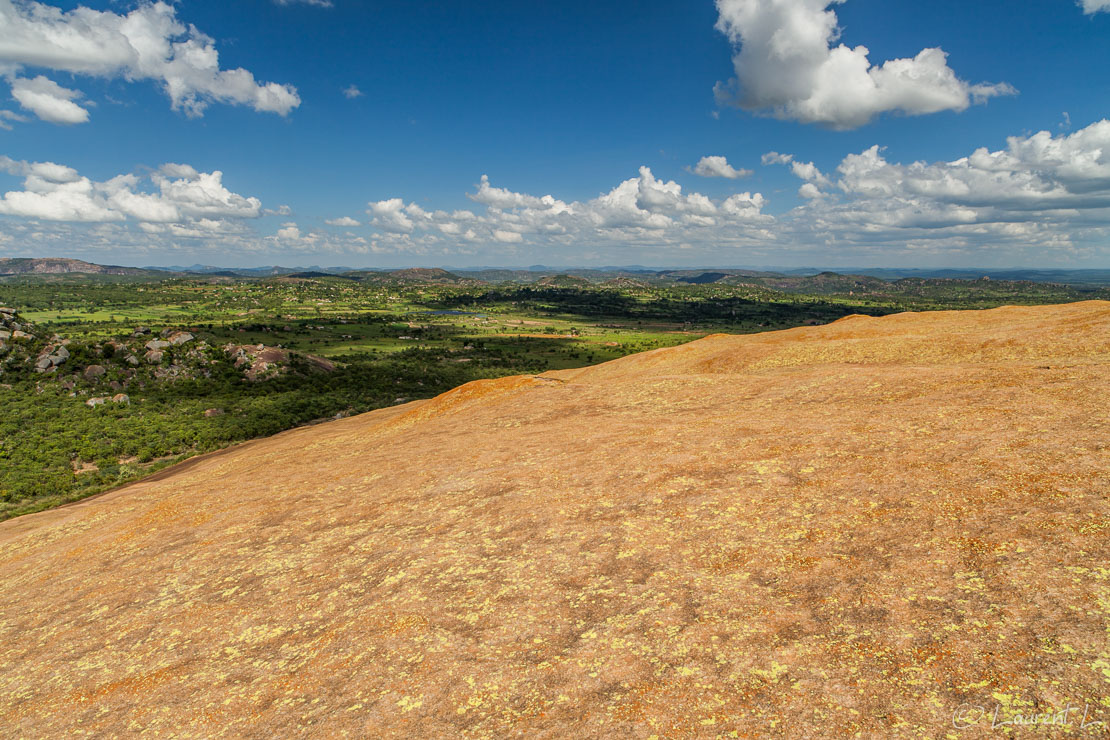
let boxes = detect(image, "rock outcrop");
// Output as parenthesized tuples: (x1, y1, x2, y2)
(1, 302, 1109, 737)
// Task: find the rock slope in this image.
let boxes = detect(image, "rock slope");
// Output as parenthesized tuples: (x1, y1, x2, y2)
(1, 302, 1109, 737)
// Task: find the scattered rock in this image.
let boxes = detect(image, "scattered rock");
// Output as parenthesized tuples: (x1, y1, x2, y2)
(132, 326, 151, 337)
(125, 355, 140, 366)
(145, 350, 164, 364)
(83, 365, 107, 381)
(85, 397, 107, 408)
(204, 408, 224, 417)
(34, 345, 70, 373)
(305, 355, 336, 372)
(168, 331, 195, 346)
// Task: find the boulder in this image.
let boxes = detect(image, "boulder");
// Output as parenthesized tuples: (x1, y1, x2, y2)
(85, 397, 107, 408)
(144, 350, 164, 364)
(125, 355, 140, 366)
(11, 330, 32, 340)
(145, 339, 171, 351)
(168, 331, 195, 346)
(305, 355, 336, 372)
(112, 394, 130, 404)
(53, 346, 70, 362)
(35, 357, 53, 372)
(204, 408, 224, 418)
(0, 307, 14, 316)
(132, 326, 151, 337)
(0, 331, 10, 341)
(83, 365, 107, 381)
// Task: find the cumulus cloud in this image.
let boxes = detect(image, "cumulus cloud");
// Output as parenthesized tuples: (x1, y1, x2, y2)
(765, 119, 1110, 259)
(360, 167, 772, 254)
(9, 75, 89, 124)
(342, 85, 362, 99)
(326, 216, 361, 227)
(762, 151, 832, 192)
(691, 155, 752, 179)
(0, 0, 300, 119)
(714, 0, 1014, 129)
(1080, 0, 1110, 13)
(5, 122, 1110, 263)
(0, 155, 262, 226)
(276, 222, 301, 240)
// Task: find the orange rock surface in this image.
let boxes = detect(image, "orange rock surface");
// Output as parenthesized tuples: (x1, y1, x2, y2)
(2, 302, 1109, 737)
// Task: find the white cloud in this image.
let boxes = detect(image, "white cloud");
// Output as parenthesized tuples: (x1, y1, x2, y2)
(326, 216, 361, 226)
(1080, 0, 1110, 13)
(367, 198, 415, 233)
(764, 119, 1110, 258)
(492, 229, 523, 243)
(762, 152, 831, 186)
(9, 75, 89, 124)
(0, 156, 262, 226)
(342, 85, 362, 99)
(4, 121, 1110, 264)
(691, 155, 752, 179)
(714, 0, 1015, 129)
(276, 222, 301, 240)
(0, 110, 28, 130)
(470, 175, 569, 212)
(0, 0, 300, 119)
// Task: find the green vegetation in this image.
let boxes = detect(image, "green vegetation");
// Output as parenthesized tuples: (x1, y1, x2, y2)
(1, 268, 1105, 520)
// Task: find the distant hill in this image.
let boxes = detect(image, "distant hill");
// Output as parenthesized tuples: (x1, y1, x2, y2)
(0, 258, 163, 277)
(536, 274, 591, 288)
(348, 267, 482, 285)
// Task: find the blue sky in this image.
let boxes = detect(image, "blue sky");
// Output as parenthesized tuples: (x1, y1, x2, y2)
(1, 0, 1109, 267)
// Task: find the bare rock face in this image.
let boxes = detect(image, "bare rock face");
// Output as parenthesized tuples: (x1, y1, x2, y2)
(167, 331, 195, 346)
(83, 365, 107, 381)
(34, 345, 69, 373)
(2, 302, 1110, 738)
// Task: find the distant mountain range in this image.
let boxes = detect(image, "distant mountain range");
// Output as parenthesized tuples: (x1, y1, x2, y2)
(4, 256, 1110, 287)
